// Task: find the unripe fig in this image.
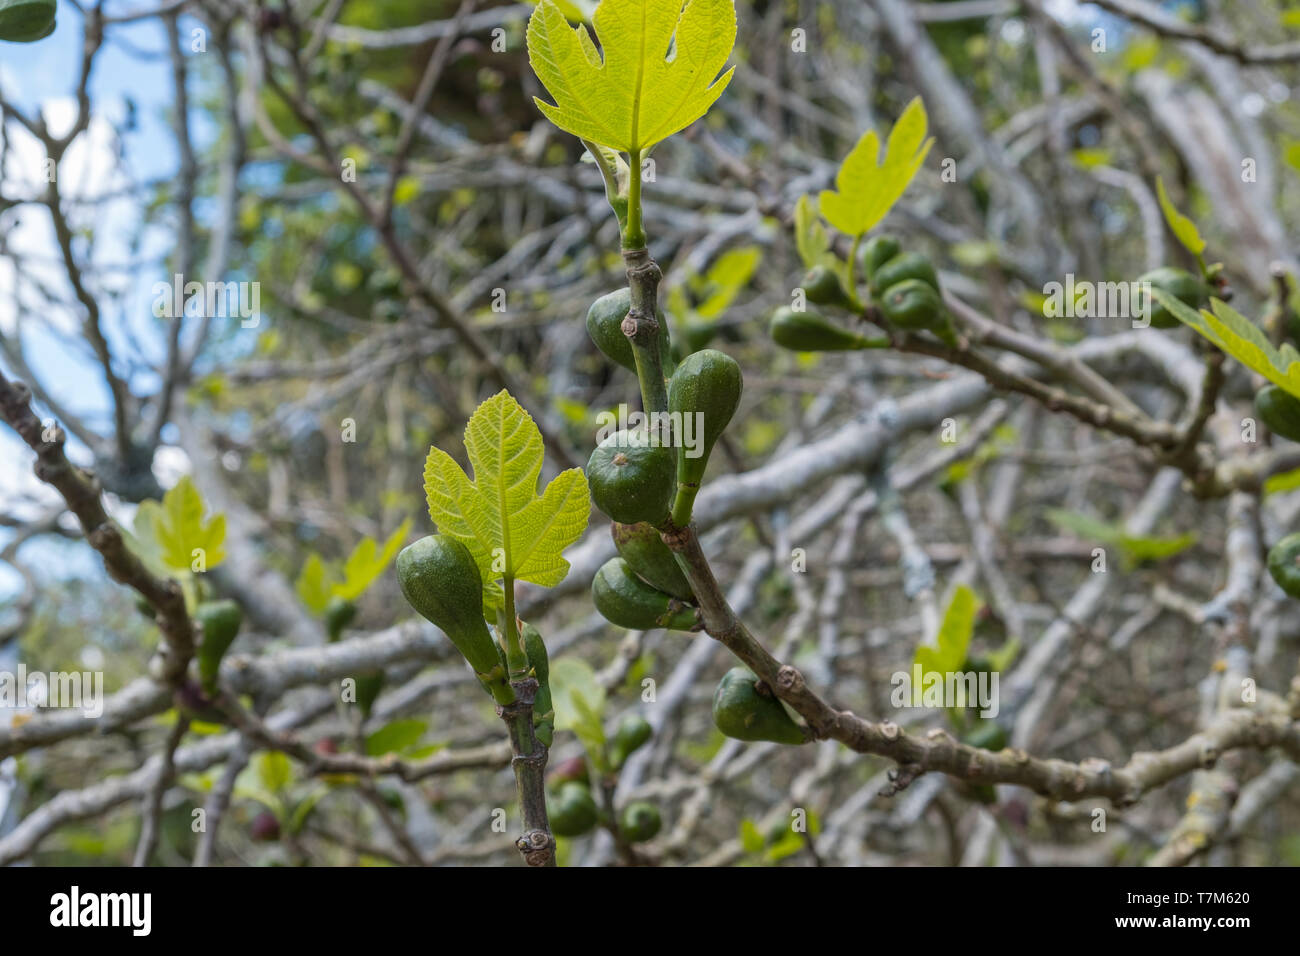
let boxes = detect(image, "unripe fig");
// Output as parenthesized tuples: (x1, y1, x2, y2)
(619, 801, 662, 843)
(592, 557, 700, 631)
(586, 431, 676, 525)
(711, 666, 807, 745)
(879, 277, 955, 344)
(611, 521, 693, 601)
(667, 349, 742, 519)
(396, 535, 500, 677)
(523, 622, 554, 747)
(870, 251, 939, 297)
(1138, 267, 1208, 329)
(1267, 533, 1300, 599)
(586, 288, 675, 376)
(547, 781, 599, 837)
(1254, 385, 1300, 443)
(324, 596, 357, 642)
(608, 713, 653, 769)
(195, 599, 243, 696)
(770, 306, 877, 352)
(355, 669, 384, 719)
(0, 0, 55, 43)
(859, 233, 901, 281)
(800, 265, 852, 309)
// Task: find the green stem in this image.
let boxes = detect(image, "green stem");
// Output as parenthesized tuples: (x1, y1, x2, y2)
(624, 148, 645, 250)
(847, 234, 862, 300)
(669, 483, 698, 529)
(501, 576, 528, 681)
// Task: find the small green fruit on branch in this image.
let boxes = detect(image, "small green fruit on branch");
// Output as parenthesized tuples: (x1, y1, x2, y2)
(592, 557, 700, 632)
(523, 622, 555, 748)
(770, 307, 887, 352)
(397, 534, 513, 705)
(587, 433, 676, 526)
(548, 780, 599, 838)
(612, 521, 694, 601)
(1138, 267, 1209, 329)
(1255, 385, 1300, 443)
(587, 288, 675, 377)
(1267, 533, 1300, 599)
(0, 0, 56, 43)
(667, 349, 742, 527)
(618, 801, 662, 843)
(195, 600, 243, 697)
(607, 713, 653, 770)
(712, 666, 809, 745)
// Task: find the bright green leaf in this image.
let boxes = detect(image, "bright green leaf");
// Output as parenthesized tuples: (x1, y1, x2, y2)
(818, 97, 934, 239)
(334, 518, 412, 601)
(142, 476, 226, 573)
(695, 246, 761, 319)
(296, 554, 337, 615)
(255, 751, 292, 793)
(912, 585, 980, 706)
(1155, 292, 1300, 400)
(526, 0, 737, 154)
(1155, 176, 1206, 257)
(1048, 506, 1196, 569)
(424, 391, 590, 613)
(549, 657, 607, 756)
(793, 194, 833, 271)
(365, 718, 428, 756)
(739, 819, 764, 854)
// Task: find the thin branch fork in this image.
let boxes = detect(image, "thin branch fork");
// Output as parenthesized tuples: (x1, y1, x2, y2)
(0, 371, 195, 681)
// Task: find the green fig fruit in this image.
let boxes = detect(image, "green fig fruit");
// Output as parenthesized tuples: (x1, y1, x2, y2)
(769, 306, 880, 352)
(195, 599, 243, 696)
(324, 596, 357, 643)
(587, 430, 677, 526)
(592, 557, 700, 631)
(1267, 532, 1300, 599)
(396, 535, 500, 678)
(879, 277, 955, 343)
(586, 288, 675, 377)
(0, 0, 55, 43)
(1255, 385, 1300, 443)
(859, 233, 901, 282)
(548, 781, 599, 837)
(611, 521, 693, 601)
(1138, 266, 1208, 330)
(608, 713, 653, 769)
(619, 801, 662, 843)
(523, 622, 554, 747)
(870, 250, 939, 296)
(800, 265, 852, 309)
(355, 669, 385, 719)
(667, 349, 742, 522)
(711, 666, 807, 744)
